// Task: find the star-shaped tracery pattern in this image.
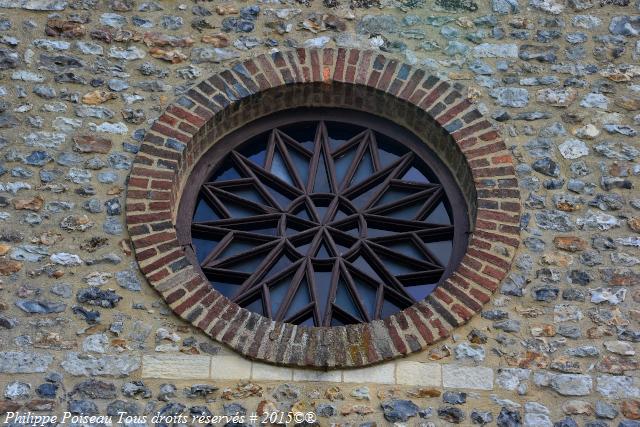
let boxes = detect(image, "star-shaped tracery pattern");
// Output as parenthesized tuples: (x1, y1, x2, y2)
(189, 120, 460, 326)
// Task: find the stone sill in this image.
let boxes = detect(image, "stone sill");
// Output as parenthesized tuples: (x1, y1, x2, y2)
(141, 354, 494, 390)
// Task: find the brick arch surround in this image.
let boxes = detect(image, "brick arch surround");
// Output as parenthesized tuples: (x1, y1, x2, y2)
(125, 48, 521, 368)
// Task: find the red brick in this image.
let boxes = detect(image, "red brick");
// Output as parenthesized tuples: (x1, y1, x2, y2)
(150, 122, 190, 144)
(478, 209, 520, 224)
(167, 105, 206, 127)
(451, 303, 473, 320)
(451, 120, 492, 141)
(133, 231, 176, 249)
(126, 212, 171, 225)
(383, 318, 407, 355)
(148, 267, 170, 283)
(128, 177, 149, 189)
(333, 48, 346, 81)
(405, 307, 434, 344)
(355, 50, 373, 85)
(474, 229, 520, 248)
(420, 81, 450, 110)
(166, 288, 186, 305)
(436, 99, 472, 126)
(174, 284, 210, 316)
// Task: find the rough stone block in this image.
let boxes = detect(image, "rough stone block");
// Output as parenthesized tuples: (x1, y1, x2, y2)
(443, 365, 494, 390)
(252, 363, 293, 381)
(343, 363, 395, 384)
(211, 355, 252, 380)
(396, 361, 442, 387)
(142, 354, 210, 379)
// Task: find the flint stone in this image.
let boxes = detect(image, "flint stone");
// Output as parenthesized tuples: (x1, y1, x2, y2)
(596, 375, 640, 398)
(536, 210, 575, 231)
(524, 413, 552, 427)
(115, 269, 142, 291)
(190, 47, 240, 63)
(519, 45, 558, 62)
(15, 299, 66, 314)
(70, 379, 117, 399)
(0, 352, 52, 373)
(381, 399, 420, 422)
(0, 47, 19, 69)
(4, 381, 30, 400)
(529, 0, 564, 13)
(559, 139, 589, 159)
(609, 16, 640, 36)
(594, 141, 639, 161)
(357, 15, 399, 34)
(535, 372, 593, 396)
(490, 87, 529, 107)
(61, 352, 140, 377)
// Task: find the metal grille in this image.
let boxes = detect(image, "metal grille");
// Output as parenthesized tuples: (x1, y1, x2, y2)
(177, 109, 469, 327)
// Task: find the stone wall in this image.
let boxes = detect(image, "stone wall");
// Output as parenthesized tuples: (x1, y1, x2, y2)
(0, 0, 639, 425)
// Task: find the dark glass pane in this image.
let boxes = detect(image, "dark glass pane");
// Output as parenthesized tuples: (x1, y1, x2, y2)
(376, 132, 408, 167)
(246, 149, 267, 167)
(343, 226, 360, 237)
(381, 298, 402, 318)
(193, 197, 219, 222)
(218, 238, 256, 259)
(334, 207, 350, 221)
(210, 158, 242, 181)
(405, 283, 437, 301)
(333, 239, 353, 255)
(335, 280, 362, 320)
(402, 166, 430, 183)
(334, 147, 357, 185)
(288, 149, 310, 186)
(294, 206, 312, 222)
(315, 241, 332, 258)
(327, 121, 365, 151)
(242, 226, 278, 236)
(312, 199, 330, 222)
(313, 151, 331, 193)
(223, 251, 267, 273)
(193, 237, 218, 264)
(262, 181, 292, 208)
(314, 270, 332, 320)
(233, 187, 269, 207)
(353, 278, 377, 318)
(424, 202, 451, 225)
(425, 240, 452, 266)
(298, 316, 315, 326)
(366, 227, 394, 238)
(351, 256, 382, 282)
(269, 276, 291, 316)
(375, 252, 418, 275)
(262, 255, 295, 280)
(380, 240, 423, 261)
(331, 317, 344, 326)
(280, 122, 316, 147)
(351, 181, 384, 209)
(238, 132, 269, 166)
(350, 150, 375, 186)
(224, 199, 262, 218)
(271, 149, 294, 186)
(245, 297, 264, 315)
(384, 198, 425, 221)
(295, 240, 312, 255)
(212, 280, 240, 299)
(285, 279, 310, 318)
(375, 187, 421, 207)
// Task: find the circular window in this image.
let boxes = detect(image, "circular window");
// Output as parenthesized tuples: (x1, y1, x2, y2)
(177, 108, 469, 327)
